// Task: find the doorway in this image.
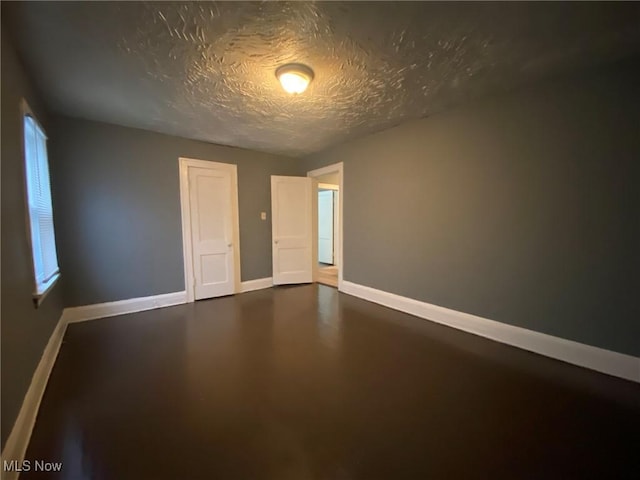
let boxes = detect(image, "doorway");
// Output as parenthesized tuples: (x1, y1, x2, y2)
(179, 157, 241, 302)
(308, 163, 343, 289)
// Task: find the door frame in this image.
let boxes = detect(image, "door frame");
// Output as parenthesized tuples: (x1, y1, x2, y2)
(307, 162, 344, 290)
(179, 157, 241, 302)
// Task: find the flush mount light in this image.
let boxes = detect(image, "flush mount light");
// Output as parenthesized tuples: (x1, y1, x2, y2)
(276, 63, 314, 94)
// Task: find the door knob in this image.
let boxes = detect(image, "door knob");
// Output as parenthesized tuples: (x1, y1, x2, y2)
(274, 240, 279, 244)
(228, 243, 232, 247)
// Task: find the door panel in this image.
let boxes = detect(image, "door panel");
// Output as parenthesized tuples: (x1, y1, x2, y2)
(271, 176, 313, 285)
(200, 254, 228, 284)
(333, 190, 339, 268)
(318, 190, 334, 264)
(189, 166, 235, 299)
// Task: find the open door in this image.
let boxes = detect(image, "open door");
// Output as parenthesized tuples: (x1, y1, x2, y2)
(318, 189, 334, 264)
(271, 176, 315, 285)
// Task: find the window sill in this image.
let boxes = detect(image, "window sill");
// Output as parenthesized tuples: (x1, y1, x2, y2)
(33, 272, 61, 308)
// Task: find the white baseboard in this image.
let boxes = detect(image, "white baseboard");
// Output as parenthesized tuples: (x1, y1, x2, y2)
(0, 315, 68, 479)
(61, 291, 187, 324)
(341, 281, 639, 383)
(60, 281, 276, 323)
(240, 277, 273, 293)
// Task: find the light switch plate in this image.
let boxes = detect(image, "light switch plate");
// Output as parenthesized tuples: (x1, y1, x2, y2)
(261, 212, 267, 220)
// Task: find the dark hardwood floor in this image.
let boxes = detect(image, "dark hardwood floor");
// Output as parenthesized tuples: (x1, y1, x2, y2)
(23, 284, 639, 479)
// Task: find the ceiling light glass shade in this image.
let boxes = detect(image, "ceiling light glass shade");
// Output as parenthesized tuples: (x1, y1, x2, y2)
(276, 64, 314, 94)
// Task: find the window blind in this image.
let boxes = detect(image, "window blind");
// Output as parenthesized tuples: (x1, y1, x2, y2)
(24, 114, 60, 295)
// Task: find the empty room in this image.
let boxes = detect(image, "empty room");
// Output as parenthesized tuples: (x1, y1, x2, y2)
(2, 2, 639, 479)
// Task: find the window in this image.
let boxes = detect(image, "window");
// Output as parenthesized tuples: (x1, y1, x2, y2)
(22, 101, 60, 304)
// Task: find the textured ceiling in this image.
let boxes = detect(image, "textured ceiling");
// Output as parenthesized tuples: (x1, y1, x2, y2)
(4, 1, 640, 157)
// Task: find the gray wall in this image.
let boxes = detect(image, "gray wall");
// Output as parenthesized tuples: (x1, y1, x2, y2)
(49, 116, 302, 307)
(305, 58, 640, 357)
(1, 32, 66, 447)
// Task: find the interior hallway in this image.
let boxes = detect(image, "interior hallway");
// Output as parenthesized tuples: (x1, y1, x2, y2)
(23, 285, 640, 479)
(318, 263, 338, 288)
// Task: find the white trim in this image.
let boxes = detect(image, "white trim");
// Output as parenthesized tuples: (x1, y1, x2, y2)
(61, 291, 187, 324)
(341, 281, 640, 383)
(240, 277, 274, 293)
(311, 177, 319, 284)
(1, 314, 68, 478)
(178, 157, 241, 302)
(33, 272, 60, 307)
(318, 183, 339, 191)
(333, 190, 339, 267)
(308, 162, 344, 291)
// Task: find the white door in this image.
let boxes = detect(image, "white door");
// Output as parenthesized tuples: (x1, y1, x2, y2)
(188, 166, 236, 299)
(333, 190, 339, 267)
(271, 176, 314, 285)
(318, 190, 334, 264)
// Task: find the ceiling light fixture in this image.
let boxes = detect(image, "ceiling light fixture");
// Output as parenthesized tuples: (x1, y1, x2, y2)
(276, 63, 314, 94)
